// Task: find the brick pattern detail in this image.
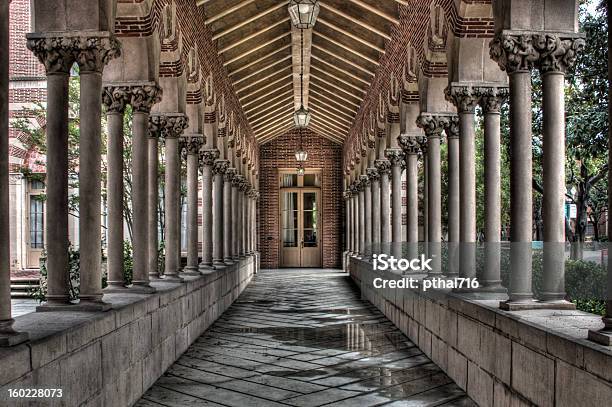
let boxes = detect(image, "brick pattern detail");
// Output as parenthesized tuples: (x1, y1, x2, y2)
(259, 130, 343, 269)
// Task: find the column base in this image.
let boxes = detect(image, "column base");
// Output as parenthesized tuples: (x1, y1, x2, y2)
(130, 283, 157, 294)
(159, 274, 184, 283)
(213, 260, 226, 269)
(182, 266, 201, 276)
(588, 328, 612, 346)
(500, 298, 576, 311)
(223, 258, 235, 266)
(198, 264, 215, 274)
(0, 331, 29, 347)
(37, 300, 112, 312)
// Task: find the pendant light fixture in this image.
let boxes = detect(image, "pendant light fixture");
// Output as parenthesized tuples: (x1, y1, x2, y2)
(288, 0, 320, 29)
(293, 27, 311, 128)
(295, 127, 308, 162)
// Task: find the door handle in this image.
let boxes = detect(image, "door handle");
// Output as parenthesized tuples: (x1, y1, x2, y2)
(301, 240, 304, 248)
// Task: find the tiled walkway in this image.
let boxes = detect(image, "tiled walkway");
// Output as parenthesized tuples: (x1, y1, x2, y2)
(136, 269, 474, 407)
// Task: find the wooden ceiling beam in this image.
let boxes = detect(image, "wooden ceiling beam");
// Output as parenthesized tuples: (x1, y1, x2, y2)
(317, 17, 384, 53)
(242, 83, 292, 109)
(259, 125, 292, 144)
(308, 88, 359, 114)
(233, 55, 292, 86)
(217, 18, 289, 54)
(310, 66, 365, 94)
(312, 44, 375, 76)
(308, 95, 356, 120)
(228, 44, 291, 77)
(307, 100, 354, 126)
(205, 0, 257, 25)
(310, 111, 350, 133)
(212, 1, 288, 41)
(310, 73, 364, 102)
(224, 33, 290, 68)
(254, 117, 293, 134)
(310, 83, 361, 109)
(313, 31, 379, 66)
(311, 54, 369, 85)
(249, 105, 293, 126)
(251, 109, 293, 129)
(244, 89, 293, 114)
(235, 66, 291, 93)
(238, 74, 292, 99)
(319, 2, 391, 40)
(246, 95, 293, 119)
(309, 123, 345, 144)
(347, 0, 399, 25)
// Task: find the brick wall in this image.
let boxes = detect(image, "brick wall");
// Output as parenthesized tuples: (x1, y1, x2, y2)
(259, 129, 343, 269)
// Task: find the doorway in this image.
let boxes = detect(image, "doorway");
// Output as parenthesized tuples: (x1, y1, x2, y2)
(279, 170, 322, 268)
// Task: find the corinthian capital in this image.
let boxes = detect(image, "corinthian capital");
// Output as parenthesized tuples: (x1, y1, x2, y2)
(367, 167, 380, 181)
(26, 34, 77, 74)
(490, 31, 585, 74)
(130, 83, 163, 113)
(398, 134, 426, 155)
(102, 85, 131, 114)
(416, 113, 458, 138)
(446, 84, 480, 114)
(199, 148, 220, 166)
(477, 86, 509, 114)
(180, 134, 204, 156)
(375, 158, 391, 175)
(75, 34, 122, 73)
(224, 167, 237, 183)
(385, 148, 404, 166)
(213, 159, 230, 175)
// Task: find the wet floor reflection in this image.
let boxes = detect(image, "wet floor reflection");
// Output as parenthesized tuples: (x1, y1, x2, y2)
(137, 269, 475, 407)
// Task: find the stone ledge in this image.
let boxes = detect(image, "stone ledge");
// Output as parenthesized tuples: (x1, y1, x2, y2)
(348, 257, 612, 407)
(0, 256, 255, 406)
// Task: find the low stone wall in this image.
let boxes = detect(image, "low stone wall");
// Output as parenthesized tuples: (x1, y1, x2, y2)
(0, 256, 255, 406)
(349, 256, 612, 407)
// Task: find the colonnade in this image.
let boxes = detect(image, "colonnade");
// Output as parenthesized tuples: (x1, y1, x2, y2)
(0, 25, 259, 346)
(345, 31, 587, 311)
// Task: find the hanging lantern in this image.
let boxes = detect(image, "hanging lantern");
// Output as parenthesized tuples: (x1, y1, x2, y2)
(297, 163, 306, 176)
(295, 149, 308, 162)
(293, 106, 311, 128)
(288, 0, 320, 29)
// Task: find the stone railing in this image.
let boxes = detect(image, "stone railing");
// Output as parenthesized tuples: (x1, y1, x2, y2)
(0, 257, 255, 406)
(348, 256, 612, 407)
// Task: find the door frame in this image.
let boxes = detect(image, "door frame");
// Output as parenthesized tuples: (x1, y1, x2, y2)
(278, 168, 323, 268)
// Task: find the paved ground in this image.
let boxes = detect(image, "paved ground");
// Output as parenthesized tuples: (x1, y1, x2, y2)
(136, 269, 475, 407)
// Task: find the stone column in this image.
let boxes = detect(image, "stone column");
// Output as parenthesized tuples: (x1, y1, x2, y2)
(1, 1, 27, 344)
(77, 37, 119, 307)
(398, 135, 421, 243)
(26, 34, 83, 307)
(231, 172, 241, 260)
(540, 39, 582, 305)
(198, 148, 218, 273)
(224, 168, 236, 264)
(148, 111, 165, 280)
(479, 86, 508, 292)
(213, 159, 229, 268)
(351, 182, 359, 255)
(180, 135, 203, 275)
(102, 85, 129, 289)
(491, 33, 537, 307)
(358, 177, 366, 256)
(377, 159, 391, 245)
(344, 189, 352, 254)
(368, 168, 381, 244)
(449, 86, 477, 280)
(387, 149, 404, 258)
(162, 114, 189, 281)
(130, 85, 161, 291)
(364, 174, 372, 252)
(417, 114, 448, 275)
(420, 140, 429, 243)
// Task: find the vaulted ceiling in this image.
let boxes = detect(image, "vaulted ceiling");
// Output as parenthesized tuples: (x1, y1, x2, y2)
(197, 0, 401, 145)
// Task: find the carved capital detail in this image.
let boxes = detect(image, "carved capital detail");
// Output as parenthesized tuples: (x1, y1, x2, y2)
(224, 168, 237, 183)
(199, 148, 219, 166)
(398, 134, 426, 155)
(385, 148, 404, 167)
(375, 158, 391, 175)
(477, 86, 509, 114)
(367, 167, 380, 181)
(180, 134, 204, 155)
(213, 159, 230, 175)
(416, 113, 458, 139)
(130, 83, 163, 113)
(446, 85, 480, 114)
(102, 85, 130, 114)
(490, 31, 585, 74)
(27, 32, 121, 75)
(359, 175, 370, 187)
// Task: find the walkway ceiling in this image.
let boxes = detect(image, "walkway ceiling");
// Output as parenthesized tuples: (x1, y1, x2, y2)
(198, 0, 401, 145)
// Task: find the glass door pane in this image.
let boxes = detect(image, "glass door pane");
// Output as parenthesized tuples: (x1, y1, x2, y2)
(302, 192, 318, 248)
(282, 192, 299, 248)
